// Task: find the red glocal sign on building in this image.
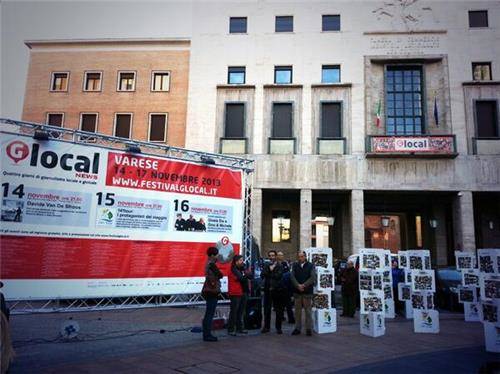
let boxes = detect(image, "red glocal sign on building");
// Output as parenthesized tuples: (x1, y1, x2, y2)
(368, 135, 457, 157)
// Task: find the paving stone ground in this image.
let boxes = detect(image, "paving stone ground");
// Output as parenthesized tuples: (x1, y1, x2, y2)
(6, 306, 499, 374)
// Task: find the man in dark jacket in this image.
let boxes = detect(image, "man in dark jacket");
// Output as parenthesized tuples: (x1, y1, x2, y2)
(174, 214, 186, 231)
(261, 250, 286, 334)
(340, 260, 358, 317)
(277, 251, 295, 324)
(186, 215, 196, 231)
(290, 250, 316, 336)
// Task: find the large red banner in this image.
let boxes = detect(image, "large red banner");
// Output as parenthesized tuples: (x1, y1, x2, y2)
(0, 133, 244, 299)
(1, 236, 234, 279)
(106, 152, 242, 199)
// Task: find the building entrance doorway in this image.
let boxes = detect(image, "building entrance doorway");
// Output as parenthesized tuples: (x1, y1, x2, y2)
(364, 192, 454, 266)
(364, 214, 425, 253)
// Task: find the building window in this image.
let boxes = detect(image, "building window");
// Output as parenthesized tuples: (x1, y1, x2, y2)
(321, 102, 342, 137)
(229, 17, 247, 33)
(272, 103, 293, 137)
(275, 16, 293, 32)
(272, 210, 291, 243)
(322, 15, 340, 31)
(114, 113, 132, 138)
(228, 66, 246, 84)
(50, 72, 69, 91)
(274, 66, 292, 84)
(149, 113, 168, 142)
(224, 103, 245, 138)
(83, 71, 102, 91)
(385, 66, 423, 135)
(475, 100, 499, 138)
(151, 71, 170, 91)
(469, 10, 488, 28)
(472, 62, 492, 80)
(117, 71, 136, 91)
(322, 65, 341, 83)
(80, 113, 98, 133)
(46, 113, 64, 127)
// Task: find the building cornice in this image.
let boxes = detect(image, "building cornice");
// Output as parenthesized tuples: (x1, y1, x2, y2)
(217, 84, 256, 89)
(462, 80, 500, 86)
(263, 84, 303, 89)
(363, 30, 447, 35)
(25, 37, 190, 50)
(368, 55, 444, 63)
(311, 83, 352, 88)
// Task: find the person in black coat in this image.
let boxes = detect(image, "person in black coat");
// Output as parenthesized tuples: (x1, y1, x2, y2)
(290, 251, 316, 336)
(186, 215, 196, 231)
(261, 250, 286, 334)
(277, 251, 295, 325)
(340, 260, 358, 317)
(174, 214, 186, 231)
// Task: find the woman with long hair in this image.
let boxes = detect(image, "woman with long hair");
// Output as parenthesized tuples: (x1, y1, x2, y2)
(201, 246, 223, 342)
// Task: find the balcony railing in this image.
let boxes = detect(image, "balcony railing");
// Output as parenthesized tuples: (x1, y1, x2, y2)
(317, 137, 346, 155)
(220, 137, 247, 154)
(268, 137, 296, 154)
(366, 135, 457, 158)
(472, 137, 500, 155)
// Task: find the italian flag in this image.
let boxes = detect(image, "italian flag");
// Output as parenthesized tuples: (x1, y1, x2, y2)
(375, 100, 381, 127)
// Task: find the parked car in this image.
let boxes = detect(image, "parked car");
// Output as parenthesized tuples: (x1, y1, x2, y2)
(435, 267, 463, 312)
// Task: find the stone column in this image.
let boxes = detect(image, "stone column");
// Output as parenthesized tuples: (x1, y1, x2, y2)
(433, 203, 448, 266)
(253, 85, 264, 154)
(300, 189, 312, 250)
(301, 85, 312, 155)
(452, 191, 476, 252)
(350, 190, 365, 254)
(341, 202, 351, 259)
(251, 188, 263, 254)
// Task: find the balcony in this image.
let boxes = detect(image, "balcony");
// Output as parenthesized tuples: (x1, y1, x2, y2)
(317, 137, 346, 155)
(472, 137, 500, 155)
(220, 137, 247, 154)
(268, 137, 296, 154)
(366, 135, 457, 158)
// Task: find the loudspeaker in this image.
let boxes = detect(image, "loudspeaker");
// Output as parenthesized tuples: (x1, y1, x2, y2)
(244, 297, 262, 330)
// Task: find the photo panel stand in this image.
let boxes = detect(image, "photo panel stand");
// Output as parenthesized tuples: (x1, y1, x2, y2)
(358, 248, 389, 337)
(477, 249, 500, 352)
(305, 247, 336, 334)
(397, 249, 438, 333)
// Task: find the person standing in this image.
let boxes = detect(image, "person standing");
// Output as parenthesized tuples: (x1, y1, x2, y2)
(227, 255, 249, 336)
(277, 251, 295, 324)
(14, 207, 22, 222)
(186, 215, 196, 231)
(290, 250, 316, 336)
(174, 213, 186, 231)
(261, 250, 286, 334)
(201, 246, 224, 342)
(340, 260, 358, 318)
(1, 282, 14, 373)
(391, 260, 404, 315)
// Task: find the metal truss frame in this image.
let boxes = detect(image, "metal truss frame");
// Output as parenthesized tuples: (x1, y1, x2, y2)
(0, 118, 253, 314)
(0, 118, 253, 171)
(7, 294, 230, 314)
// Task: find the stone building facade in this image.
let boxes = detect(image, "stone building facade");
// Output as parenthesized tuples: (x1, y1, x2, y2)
(19, 1, 500, 265)
(183, 1, 500, 264)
